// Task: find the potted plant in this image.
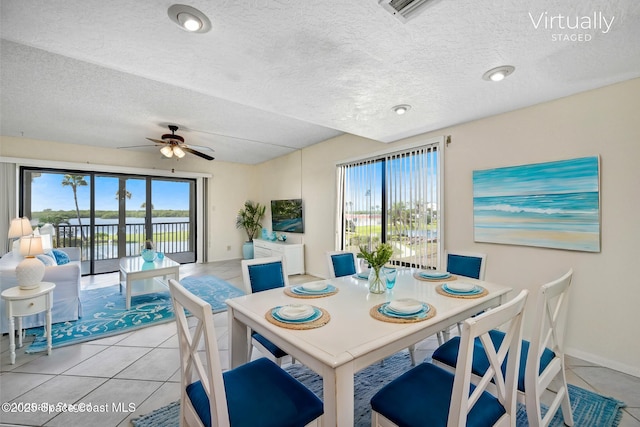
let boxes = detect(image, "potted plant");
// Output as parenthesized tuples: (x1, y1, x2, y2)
(236, 200, 266, 259)
(357, 243, 394, 294)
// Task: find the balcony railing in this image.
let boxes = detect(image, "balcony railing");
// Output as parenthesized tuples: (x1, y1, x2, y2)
(54, 221, 191, 261)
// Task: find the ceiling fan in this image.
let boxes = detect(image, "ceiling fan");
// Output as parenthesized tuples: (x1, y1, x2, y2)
(146, 125, 215, 161)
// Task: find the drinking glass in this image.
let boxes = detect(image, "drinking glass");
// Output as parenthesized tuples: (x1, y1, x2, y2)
(385, 268, 397, 289)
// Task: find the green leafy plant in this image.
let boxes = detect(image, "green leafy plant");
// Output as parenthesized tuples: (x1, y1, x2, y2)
(235, 200, 266, 242)
(357, 242, 394, 270)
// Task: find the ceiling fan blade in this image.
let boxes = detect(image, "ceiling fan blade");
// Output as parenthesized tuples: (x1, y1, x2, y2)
(117, 144, 160, 149)
(183, 146, 215, 161)
(187, 144, 215, 152)
(146, 137, 170, 145)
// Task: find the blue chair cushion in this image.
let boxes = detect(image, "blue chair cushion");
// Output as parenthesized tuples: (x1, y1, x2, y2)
(371, 363, 506, 427)
(51, 249, 71, 265)
(252, 331, 288, 358)
(331, 253, 356, 277)
(247, 262, 285, 293)
(186, 358, 323, 427)
(432, 329, 556, 393)
(447, 254, 483, 279)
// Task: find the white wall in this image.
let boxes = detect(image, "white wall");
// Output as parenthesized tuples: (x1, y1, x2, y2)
(256, 78, 640, 376)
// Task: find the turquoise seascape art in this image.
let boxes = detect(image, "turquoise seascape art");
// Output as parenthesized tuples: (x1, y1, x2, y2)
(473, 156, 600, 252)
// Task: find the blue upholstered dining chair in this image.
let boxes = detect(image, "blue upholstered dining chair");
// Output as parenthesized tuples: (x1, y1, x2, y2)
(370, 290, 528, 427)
(435, 250, 488, 345)
(241, 256, 292, 365)
(168, 279, 323, 427)
(325, 251, 359, 278)
(446, 250, 487, 281)
(433, 269, 574, 427)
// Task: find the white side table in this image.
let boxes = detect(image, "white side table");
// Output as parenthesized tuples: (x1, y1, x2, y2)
(1, 282, 56, 364)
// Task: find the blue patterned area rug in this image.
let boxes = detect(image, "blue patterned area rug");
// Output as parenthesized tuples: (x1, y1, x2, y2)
(131, 352, 625, 427)
(25, 275, 244, 353)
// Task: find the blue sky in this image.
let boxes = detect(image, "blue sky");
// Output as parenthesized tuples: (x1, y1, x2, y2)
(30, 173, 190, 211)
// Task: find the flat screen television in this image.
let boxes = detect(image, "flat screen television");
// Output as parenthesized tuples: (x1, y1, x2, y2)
(271, 199, 304, 233)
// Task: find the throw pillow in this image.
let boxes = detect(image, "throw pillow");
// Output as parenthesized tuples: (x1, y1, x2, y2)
(37, 254, 57, 266)
(51, 249, 71, 265)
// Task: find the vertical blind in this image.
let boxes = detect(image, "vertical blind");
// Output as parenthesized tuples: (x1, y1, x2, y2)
(336, 142, 441, 269)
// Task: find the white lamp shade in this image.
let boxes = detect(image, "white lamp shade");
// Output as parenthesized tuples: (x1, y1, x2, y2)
(8, 217, 32, 238)
(19, 236, 45, 257)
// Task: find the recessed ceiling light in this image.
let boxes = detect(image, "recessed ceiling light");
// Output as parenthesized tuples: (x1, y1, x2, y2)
(168, 4, 211, 33)
(483, 65, 515, 82)
(392, 104, 411, 115)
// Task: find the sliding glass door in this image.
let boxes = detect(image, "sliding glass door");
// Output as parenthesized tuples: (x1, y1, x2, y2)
(21, 168, 196, 275)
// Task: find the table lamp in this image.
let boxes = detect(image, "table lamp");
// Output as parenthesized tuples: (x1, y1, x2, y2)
(16, 235, 45, 290)
(8, 217, 32, 253)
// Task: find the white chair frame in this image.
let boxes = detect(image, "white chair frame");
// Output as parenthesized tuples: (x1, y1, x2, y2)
(524, 269, 574, 427)
(408, 250, 488, 365)
(437, 250, 488, 344)
(372, 290, 529, 427)
(434, 270, 574, 427)
(169, 278, 230, 427)
(169, 278, 320, 427)
(241, 256, 292, 365)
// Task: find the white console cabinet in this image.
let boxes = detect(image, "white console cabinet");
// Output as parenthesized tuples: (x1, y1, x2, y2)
(253, 239, 305, 275)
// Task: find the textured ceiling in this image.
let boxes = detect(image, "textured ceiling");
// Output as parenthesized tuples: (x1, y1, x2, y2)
(1, 0, 639, 164)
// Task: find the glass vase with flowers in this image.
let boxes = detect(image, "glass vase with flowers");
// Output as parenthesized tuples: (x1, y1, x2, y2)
(357, 243, 394, 294)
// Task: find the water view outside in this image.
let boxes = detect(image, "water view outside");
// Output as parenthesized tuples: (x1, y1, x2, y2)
(52, 217, 191, 259)
(23, 170, 196, 273)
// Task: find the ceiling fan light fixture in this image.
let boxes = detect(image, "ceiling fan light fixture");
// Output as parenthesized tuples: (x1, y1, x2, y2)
(173, 146, 186, 158)
(483, 65, 515, 82)
(160, 145, 174, 158)
(168, 5, 211, 33)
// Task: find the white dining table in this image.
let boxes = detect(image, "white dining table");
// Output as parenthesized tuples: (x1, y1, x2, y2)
(226, 268, 512, 427)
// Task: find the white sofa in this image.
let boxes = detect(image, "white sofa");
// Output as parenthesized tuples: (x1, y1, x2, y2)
(0, 247, 82, 333)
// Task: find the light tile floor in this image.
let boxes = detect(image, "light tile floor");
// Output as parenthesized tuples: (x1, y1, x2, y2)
(1, 260, 639, 426)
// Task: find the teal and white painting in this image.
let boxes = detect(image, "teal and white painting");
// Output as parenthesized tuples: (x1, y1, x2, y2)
(473, 156, 600, 252)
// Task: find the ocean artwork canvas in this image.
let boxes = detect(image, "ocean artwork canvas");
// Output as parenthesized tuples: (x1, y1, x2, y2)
(473, 156, 600, 252)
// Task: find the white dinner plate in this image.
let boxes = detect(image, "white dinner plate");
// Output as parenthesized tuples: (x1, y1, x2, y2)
(302, 282, 328, 292)
(291, 284, 336, 295)
(271, 306, 322, 324)
(419, 271, 451, 279)
(442, 284, 482, 295)
(379, 302, 430, 319)
(446, 282, 476, 292)
(277, 304, 315, 320)
(387, 298, 423, 314)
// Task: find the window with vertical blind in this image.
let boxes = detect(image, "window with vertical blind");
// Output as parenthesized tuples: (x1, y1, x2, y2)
(335, 139, 442, 269)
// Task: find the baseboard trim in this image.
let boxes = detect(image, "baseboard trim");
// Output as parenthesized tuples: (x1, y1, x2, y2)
(566, 346, 640, 378)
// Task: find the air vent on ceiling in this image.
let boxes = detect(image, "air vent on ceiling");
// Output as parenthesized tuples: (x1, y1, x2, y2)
(378, 0, 440, 23)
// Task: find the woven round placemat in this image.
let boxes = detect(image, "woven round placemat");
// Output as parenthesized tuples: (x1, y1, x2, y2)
(284, 286, 339, 299)
(369, 303, 437, 324)
(265, 307, 331, 330)
(436, 284, 488, 299)
(413, 272, 458, 282)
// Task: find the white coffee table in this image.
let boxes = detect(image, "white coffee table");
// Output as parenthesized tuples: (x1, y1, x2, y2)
(119, 256, 180, 309)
